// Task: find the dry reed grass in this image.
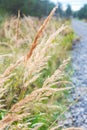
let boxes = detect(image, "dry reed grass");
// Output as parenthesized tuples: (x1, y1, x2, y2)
(1, 5, 58, 78)
(0, 59, 71, 130)
(0, 5, 73, 130)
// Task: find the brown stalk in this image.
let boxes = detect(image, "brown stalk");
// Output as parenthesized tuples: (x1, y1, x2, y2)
(1, 6, 58, 78)
(25, 5, 58, 61)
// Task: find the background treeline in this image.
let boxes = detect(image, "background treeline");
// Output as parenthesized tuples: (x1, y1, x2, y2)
(74, 4, 87, 19)
(0, 0, 72, 18)
(0, 0, 55, 17)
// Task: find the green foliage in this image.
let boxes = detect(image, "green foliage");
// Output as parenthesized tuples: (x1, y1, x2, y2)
(28, 113, 49, 129)
(65, 4, 72, 18)
(73, 4, 87, 19)
(56, 2, 63, 17)
(0, 0, 73, 18)
(78, 4, 87, 19)
(0, 110, 7, 120)
(61, 32, 74, 50)
(0, 0, 55, 17)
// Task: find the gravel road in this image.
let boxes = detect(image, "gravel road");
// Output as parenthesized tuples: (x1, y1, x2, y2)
(63, 19, 87, 129)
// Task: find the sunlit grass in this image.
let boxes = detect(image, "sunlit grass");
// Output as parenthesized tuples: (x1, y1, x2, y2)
(0, 7, 74, 130)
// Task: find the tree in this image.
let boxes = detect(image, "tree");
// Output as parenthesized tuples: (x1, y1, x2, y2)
(0, 0, 55, 17)
(56, 2, 63, 17)
(0, 0, 25, 15)
(65, 4, 72, 18)
(73, 11, 78, 18)
(78, 4, 87, 19)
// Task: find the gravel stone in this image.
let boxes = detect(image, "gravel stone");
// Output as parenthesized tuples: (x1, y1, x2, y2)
(63, 19, 87, 129)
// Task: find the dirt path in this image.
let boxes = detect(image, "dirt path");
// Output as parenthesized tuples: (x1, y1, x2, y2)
(64, 19, 87, 129)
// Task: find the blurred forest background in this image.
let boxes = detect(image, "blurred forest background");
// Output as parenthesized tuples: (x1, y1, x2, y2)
(0, 0, 72, 18)
(0, 0, 87, 19)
